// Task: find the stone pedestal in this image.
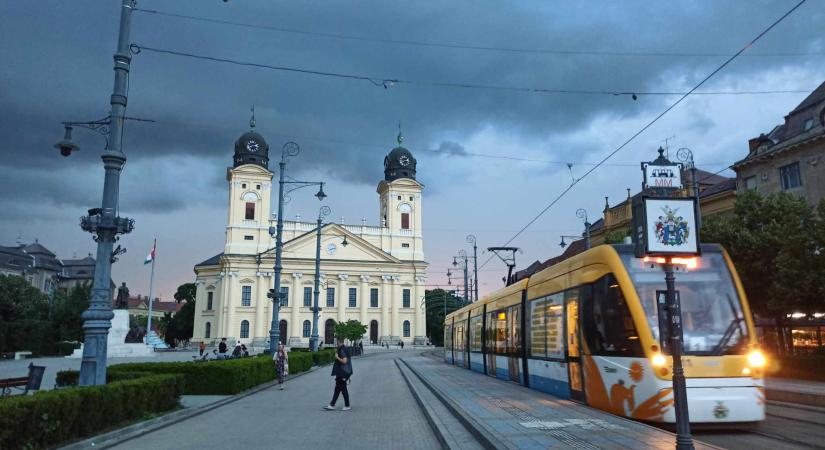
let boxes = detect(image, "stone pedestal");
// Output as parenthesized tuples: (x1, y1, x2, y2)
(68, 310, 155, 358)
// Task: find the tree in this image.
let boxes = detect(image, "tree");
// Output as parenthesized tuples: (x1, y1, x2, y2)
(424, 289, 467, 346)
(174, 282, 196, 303)
(334, 319, 367, 344)
(163, 282, 197, 346)
(0, 274, 49, 322)
(702, 191, 824, 353)
(50, 283, 91, 342)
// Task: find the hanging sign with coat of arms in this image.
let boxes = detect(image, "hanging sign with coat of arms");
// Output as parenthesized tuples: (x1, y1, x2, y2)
(641, 198, 699, 255)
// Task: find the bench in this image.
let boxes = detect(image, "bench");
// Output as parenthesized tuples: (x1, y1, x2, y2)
(0, 363, 45, 396)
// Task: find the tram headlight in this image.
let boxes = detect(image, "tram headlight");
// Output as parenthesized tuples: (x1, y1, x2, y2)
(748, 350, 766, 368)
(651, 353, 667, 367)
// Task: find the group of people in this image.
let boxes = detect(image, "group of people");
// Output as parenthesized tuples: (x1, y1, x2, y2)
(196, 338, 249, 361)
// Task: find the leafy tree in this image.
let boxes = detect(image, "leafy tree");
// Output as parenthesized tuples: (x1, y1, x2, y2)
(424, 289, 467, 346)
(50, 283, 91, 342)
(604, 228, 631, 244)
(162, 282, 197, 346)
(333, 319, 367, 344)
(173, 282, 196, 303)
(0, 274, 49, 321)
(702, 191, 823, 353)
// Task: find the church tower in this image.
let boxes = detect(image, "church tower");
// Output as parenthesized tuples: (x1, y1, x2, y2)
(225, 113, 274, 255)
(377, 130, 424, 261)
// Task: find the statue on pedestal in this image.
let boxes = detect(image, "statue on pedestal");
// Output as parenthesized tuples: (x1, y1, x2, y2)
(115, 282, 130, 309)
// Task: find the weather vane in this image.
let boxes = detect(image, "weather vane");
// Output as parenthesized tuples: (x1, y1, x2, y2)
(249, 105, 256, 128)
(397, 120, 404, 145)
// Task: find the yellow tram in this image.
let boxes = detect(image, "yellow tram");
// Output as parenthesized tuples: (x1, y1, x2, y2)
(444, 243, 766, 424)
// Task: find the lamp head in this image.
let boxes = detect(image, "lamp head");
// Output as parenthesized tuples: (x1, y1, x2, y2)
(54, 126, 79, 157)
(315, 184, 327, 201)
(452, 257, 458, 267)
(341, 235, 349, 247)
(559, 237, 567, 248)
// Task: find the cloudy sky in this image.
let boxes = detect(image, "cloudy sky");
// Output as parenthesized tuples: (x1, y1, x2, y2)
(1, 0, 823, 301)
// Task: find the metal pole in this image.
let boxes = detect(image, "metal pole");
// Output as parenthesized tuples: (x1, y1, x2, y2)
(463, 260, 469, 303)
(664, 259, 694, 450)
(79, 0, 135, 386)
(269, 159, 286, 354)
(146, 248, 156, 342)
(585, 221, 591, 249)
(310, 212, 324, 352)
(472, 243, 479, 302)
(692, 166, 701, 232)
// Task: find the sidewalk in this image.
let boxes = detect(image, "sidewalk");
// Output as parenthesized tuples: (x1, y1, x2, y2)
(403, 355, 718, 450)
(103, 351, 440, 450)
(766, 377, 825, 406)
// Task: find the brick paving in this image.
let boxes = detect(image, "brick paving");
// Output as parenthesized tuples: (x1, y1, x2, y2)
(110, 351, 441, 450)
(405, 354, 718, 450)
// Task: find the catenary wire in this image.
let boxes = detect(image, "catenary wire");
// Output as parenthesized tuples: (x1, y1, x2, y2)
(475, 0, 807, 272)
(133, 7, 823, 59)
(129, 44, 811, 98)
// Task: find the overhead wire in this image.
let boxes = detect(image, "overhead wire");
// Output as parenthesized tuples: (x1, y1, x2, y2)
(133, 7, 824, 59)
(474, 0, 807, 272)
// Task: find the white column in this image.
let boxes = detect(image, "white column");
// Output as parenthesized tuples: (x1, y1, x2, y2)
(391, 275, 401, 339)
(414, 276, 426, 342)
(337, 274, 348, 322)
(381, 275, 391, 340)
(290, 273, 302, 340)
(254, 272, 268, 338)
(359, 275, 369, 333)
(224, 272, 237, 339)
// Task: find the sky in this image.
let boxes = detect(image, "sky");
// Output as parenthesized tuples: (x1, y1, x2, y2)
(1, 0, 823, 302)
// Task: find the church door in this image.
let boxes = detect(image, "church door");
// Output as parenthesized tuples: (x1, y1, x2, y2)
(324, 319, 336, 345)
(279, 320, 287, 345)
(370, 320, 379, 344)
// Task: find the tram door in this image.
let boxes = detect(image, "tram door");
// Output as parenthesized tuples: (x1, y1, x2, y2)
(565, 290, 586, 402)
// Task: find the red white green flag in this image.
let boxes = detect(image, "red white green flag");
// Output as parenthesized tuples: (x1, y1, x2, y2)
(144, 240, 156, 265)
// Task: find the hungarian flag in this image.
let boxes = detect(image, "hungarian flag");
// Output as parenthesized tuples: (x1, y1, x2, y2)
(144, 240, 156, 265)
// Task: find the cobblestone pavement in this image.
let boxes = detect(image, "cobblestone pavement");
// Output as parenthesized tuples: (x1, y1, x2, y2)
(111, 351, 441, 450)
(405, 354, 718, 450)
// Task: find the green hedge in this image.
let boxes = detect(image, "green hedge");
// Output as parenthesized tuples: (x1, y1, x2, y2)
(0, 373, 184, 450)
(0, 320, 59, 356)
(312, 349, 336, 366)
(289, 351, 312, 373)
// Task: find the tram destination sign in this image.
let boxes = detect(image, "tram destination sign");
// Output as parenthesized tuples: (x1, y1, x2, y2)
(640, 197, 699, 256)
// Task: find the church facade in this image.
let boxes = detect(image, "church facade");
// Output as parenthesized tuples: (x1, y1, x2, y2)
(191, 127, 428, 347)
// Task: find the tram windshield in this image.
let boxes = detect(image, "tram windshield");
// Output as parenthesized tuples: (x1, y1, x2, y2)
(619, 249, 749, 355)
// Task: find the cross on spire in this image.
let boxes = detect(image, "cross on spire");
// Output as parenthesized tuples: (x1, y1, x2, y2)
(249, 105, 256, 128)
(397, 121, 404, 145)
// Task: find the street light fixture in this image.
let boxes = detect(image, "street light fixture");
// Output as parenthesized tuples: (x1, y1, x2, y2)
(310, 205, 332, 352)
(677, 147, 701, 231)
(576, 208, 591, 250)
(452, 250, 469, 302)
(466, 235, 479, 303)
(268, 141, 327, 354)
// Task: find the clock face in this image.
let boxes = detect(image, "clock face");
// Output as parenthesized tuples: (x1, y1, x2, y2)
(398, 155, 410, 166)
(246, 139, 260, 153)
(327, 243, 337, 255)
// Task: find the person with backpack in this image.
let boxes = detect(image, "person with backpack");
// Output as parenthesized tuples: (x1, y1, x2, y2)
(324, 338, 352, 411)
(218, 338, 228, 359)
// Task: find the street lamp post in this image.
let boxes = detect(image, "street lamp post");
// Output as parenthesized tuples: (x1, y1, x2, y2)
(452, 250, 469, 302)
(267, 141, 327, 354)
(677, 148, 701, 231)
(56, 0, 138, 386)
(466, 235, 479, 303)
(576, 209, 591, 250)
(310, 206, 332, 352)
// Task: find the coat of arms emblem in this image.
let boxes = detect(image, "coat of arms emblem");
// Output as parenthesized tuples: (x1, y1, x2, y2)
(653, 205, 690, 247)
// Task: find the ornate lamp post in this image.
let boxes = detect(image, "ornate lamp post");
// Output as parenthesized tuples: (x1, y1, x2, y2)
(452, 250, 469, 303)
(309, 206, 332, 352)
(576, 209, 591, 249)
(466, 235, 479, 302)
(677, 147, 701, 231)
(267, 141, 327, 354)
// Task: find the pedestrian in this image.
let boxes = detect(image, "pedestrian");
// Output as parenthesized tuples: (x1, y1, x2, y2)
(324, 337, 353, 411)
(218, 338, 228, 358)
(232, 341, 242, 358)
(274, 344, 289, 390)
(400, 340, 404, 349)
(199, 341, 206, 356)
(359, 341, 364, 355)
(241, 344, 249, 357)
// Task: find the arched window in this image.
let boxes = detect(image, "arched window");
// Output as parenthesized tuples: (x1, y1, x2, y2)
(240, 320, 250, 339)
(403, 320, 411, 337)
(245, 202, 255, 220)
(279, 320, 287, 345)
(205, 322, 211, 338)
(303, 320, 311, 338)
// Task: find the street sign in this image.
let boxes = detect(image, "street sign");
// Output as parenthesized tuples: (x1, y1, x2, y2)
(642, 162, 683, 190)
(641, 197, 699, 256)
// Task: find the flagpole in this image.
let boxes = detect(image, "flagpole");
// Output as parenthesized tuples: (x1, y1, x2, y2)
(146, 239, 156, 344)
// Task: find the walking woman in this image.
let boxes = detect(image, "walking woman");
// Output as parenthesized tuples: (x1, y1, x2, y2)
(324, 338, 353, 411)
(274, 344, 289, 390)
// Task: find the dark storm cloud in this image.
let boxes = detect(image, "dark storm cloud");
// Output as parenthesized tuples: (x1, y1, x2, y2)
(1, 0, 823, 215)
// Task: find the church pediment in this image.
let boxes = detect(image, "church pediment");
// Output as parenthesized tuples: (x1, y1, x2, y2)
(264, 224, 402, 264)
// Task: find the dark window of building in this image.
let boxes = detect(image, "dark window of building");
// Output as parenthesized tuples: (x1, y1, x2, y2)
(744, 176, 757, 191)
(409, 196, 413, 201)
(244, 235, 254, 240)
(240, 320, 250, 338)
(581, 275, 643, 356)
(804, 118, 814, 131)
(304, 287, 312, 307)
(370, 288, 379, 307)
(403, 289, 411, 308)
(205, 322, 211, 338)
(303, 320, 311, 337)
(401, 243, 410, 248)
(242, 183, 247, 189)
(280, 287, 289, 307)
(326, 287, 335, 307)
(403, 320, 411, 337)
(256, 184, 261, 190)
(779, 162, 802, 190)
(241, 286, 252, 306)
(397, 195, 402, 200)
(245, 202, 255, 220)
(401, 213, 410, 230)
(349, 288, 357, 307)
(207, 291, 213, 310)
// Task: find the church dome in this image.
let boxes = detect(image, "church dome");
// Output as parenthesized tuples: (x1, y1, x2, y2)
(233, 130, 270, 169)
(384, 146, 417, 181)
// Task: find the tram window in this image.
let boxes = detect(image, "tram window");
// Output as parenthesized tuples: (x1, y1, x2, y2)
(487, 310, 508, 354)
(469, 315, 483, 352)
(530, 293, 564, 359)
(444, 326, 452, 350)
(509, 305, 522, 355)
(583, 275, 642, 356)
(530, 298, 548, 357)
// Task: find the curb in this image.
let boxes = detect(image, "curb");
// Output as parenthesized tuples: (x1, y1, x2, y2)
(60, 364, 324, 450)
(766, 388, 825, 407)
(395, 359, 450, 450)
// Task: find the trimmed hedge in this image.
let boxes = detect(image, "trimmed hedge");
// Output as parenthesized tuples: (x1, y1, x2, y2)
(0, 320, 59, 356)
(289, 351, 312, 373)
(0, 373, 184, 450)
(312, 349, 336, 366)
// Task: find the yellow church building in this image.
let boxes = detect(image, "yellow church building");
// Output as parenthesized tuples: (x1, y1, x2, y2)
(191, 127, 428, 348)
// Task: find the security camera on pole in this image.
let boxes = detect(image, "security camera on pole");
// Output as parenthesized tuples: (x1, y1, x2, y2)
(631, 147, 698, 450)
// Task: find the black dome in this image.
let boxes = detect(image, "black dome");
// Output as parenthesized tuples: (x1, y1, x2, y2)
(384, 146, 417, 181)
(233, 130, 270, 169)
